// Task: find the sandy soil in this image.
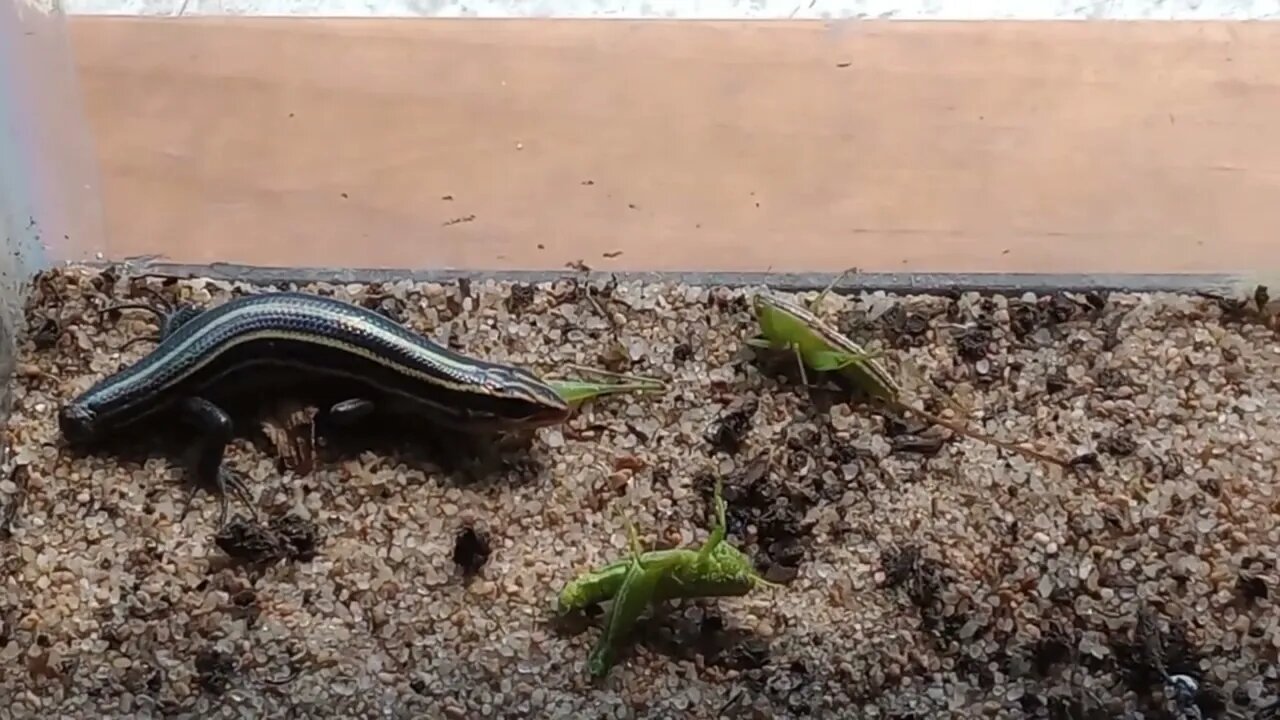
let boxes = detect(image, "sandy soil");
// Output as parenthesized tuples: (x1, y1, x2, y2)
(0, 266, 1277, 719)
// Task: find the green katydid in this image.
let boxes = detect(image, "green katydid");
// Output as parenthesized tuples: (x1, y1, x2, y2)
(746, 270, 1070, 468)
(557, 478, 778, 677)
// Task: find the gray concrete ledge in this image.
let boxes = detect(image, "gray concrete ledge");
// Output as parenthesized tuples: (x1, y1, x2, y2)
(80, 261, 1247, 296)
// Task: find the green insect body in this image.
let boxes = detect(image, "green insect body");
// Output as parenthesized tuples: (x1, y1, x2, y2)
(546, 378, 664, 407)
(557, 541, 761, 613)
(544, 366, 667, 408)
(747, 292, 899, 401)
(747, 280, 1070, 469)
(559, 480, 774, 677)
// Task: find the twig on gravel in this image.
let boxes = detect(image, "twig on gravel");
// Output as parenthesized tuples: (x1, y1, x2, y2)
(0, 464, 29, 539)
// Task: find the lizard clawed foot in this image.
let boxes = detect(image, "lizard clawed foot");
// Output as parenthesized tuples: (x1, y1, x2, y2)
(178, 466, 258, 529)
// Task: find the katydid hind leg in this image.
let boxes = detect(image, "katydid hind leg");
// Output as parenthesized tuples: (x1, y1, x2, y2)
(585, 518, 692, 677)
(586, 552, 664, 678)
(889, 398, 1069, 469)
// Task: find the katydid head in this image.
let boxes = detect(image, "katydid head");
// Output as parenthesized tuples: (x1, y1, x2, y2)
(750, 291, 834, 360)
(750, 291, 795, 324)
(751, 292, 801, 347)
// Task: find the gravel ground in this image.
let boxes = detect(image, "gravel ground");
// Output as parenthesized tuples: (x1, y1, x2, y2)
(1, 265, 1278, 719)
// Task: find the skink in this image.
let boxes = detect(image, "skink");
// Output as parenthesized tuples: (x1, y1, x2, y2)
(59, 290, 573, 524)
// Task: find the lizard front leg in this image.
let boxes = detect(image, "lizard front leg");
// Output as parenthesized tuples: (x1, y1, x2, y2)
(178, 396, 258, 527)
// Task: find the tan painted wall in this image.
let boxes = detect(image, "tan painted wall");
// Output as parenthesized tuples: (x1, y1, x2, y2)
(68, 18, 1280, 274)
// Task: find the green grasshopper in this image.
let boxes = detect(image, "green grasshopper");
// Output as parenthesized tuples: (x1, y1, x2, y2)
(746, 270, 1070, 468)
(557, 479, 777, 677)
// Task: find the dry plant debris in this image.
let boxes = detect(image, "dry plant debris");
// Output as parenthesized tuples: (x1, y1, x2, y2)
(0, 266, 1276, 718)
